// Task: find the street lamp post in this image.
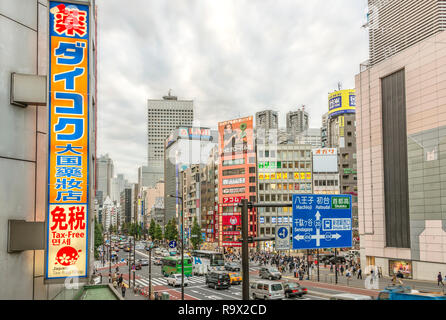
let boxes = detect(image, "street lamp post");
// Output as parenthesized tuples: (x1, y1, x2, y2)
(168, 194, 184, 300)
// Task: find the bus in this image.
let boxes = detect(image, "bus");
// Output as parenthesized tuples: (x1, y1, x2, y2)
(191, 250, 225, 275)
(377, 286, 446, 300)
(161, 256, 193, 277)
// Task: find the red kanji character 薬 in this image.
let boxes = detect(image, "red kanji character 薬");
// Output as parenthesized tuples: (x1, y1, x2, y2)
(52, 4, 87, 37)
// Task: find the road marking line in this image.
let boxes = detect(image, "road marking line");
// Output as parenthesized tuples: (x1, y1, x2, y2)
(195, 285, 240, 300)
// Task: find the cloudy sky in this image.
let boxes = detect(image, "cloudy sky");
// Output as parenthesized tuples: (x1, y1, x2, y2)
(97, 0, 369, 182)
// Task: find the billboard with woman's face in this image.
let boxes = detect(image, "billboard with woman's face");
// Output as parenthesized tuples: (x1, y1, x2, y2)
(219, 117, 254, 156)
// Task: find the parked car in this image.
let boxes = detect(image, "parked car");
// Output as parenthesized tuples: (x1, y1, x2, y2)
(250, 280, 285, 300)
(205, 271, 231, 289)
(283, 281, 307, 298)
(161, 250, 170, 257)
(259, 267, 282, 280)
(167, 273, 189, 287)
(228, 272, 242, 285)
(321, 255, 346, 265)
(225, 262, 241, 271)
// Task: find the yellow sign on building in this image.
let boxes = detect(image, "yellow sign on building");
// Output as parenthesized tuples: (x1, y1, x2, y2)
(328, 89, 356, 118)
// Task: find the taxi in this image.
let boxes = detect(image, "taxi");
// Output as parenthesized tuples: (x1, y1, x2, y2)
(228, 272, 242, 285)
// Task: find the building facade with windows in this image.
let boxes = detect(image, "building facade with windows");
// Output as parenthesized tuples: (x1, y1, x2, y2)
(286, 107, 309, 135)
(256, 142, 313, 251)
(256, 109, 279, 130)
(356, 7, 446, 279)
(147, 93, 194, 188)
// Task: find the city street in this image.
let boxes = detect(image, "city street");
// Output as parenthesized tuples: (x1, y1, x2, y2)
(95, 244, 377, 300)
(95, 241, 446, 301)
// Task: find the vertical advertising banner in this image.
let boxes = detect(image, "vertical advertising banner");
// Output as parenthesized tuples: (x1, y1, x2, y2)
(218, 116, 255, 247)
(46, 1, 90, 280)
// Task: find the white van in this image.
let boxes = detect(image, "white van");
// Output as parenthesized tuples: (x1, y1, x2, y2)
(250, 280, 285, 300)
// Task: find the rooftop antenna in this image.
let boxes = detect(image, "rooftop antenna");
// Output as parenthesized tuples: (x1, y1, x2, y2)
(337, 82, 342, 91)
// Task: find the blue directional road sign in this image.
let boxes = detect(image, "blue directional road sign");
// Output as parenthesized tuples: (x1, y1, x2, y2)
(292, 194, 352, 250)
(275, 225, 290, 250)
(169, 240, 177, 249)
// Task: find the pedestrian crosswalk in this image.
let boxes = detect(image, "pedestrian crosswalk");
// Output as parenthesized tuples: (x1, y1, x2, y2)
(135, 275, 206, 287)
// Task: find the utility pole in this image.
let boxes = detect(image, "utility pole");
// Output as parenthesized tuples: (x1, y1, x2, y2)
(317, 249, 320, 282)
(149, 247, 152, 299)
(108, 229, 111, 276)
(168, 194, 184, 300)
(241, 199, 250, 300)
(128, 238, 131, 288)
(335, 248, 338, 284)
(181, 198, 184, 300)
(133, 235, 136, 288)
(238, 202, 292, 300)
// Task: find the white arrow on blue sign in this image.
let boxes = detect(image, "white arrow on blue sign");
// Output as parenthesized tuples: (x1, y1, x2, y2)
(169, 240, 177, 249)
(292, 194, 352, 250)
(275, 225, 290, 250)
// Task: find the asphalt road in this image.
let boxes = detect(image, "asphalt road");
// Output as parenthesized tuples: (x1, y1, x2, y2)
(108, 246, 328, 300)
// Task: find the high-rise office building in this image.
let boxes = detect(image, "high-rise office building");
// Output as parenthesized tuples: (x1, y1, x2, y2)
(256, 110, 278, 130)
(120, 188, 133, 224)
(356, 1, 446, 280)
(96, 154, 114, 205)
(147, 92, 194, 188)
(367, 0, 446, 66)
(111, 173, 128, 204)
(138, 166, 151, 188)
(286, 107, 309, 135)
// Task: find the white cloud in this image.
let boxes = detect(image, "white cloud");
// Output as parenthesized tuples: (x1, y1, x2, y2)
(97, 0, 369, 181)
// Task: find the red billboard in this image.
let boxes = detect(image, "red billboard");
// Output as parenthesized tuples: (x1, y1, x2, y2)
(218, 116, 256, 248)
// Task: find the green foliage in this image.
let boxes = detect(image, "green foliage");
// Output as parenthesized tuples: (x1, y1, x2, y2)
(94, 216, 103, 259)
(164, 218, 179, 241)
(154, 223, 163, 240)
(190, 217, 202, 250)
(149, 219, 156, 240)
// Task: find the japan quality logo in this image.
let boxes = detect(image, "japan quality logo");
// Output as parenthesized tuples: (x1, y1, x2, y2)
(55, 246, 81, 266)
(229, 216, 238, 225)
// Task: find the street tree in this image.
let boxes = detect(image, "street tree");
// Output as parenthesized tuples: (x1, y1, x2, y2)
(94, 216, 103, 259)
(190, 217, 202, 250)
(149, 219, 156, 240)
(170, 218, 179, 241)
(154, 223, 163, 240)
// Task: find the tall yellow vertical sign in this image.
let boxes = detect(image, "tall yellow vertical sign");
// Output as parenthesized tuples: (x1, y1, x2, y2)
(46, 1, 90, 280)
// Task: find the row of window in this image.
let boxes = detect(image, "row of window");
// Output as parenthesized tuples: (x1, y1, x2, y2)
(258, 192, 310, 202)
(258, 182, 312, 191)
(258, 161, 311, 170)
(259, 216, 292, 224)
(258, 150, 312, 159)
(314, 180, 339, 186)
(257, 207, 293, 213)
